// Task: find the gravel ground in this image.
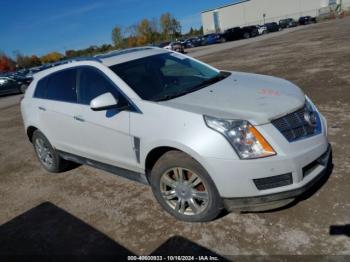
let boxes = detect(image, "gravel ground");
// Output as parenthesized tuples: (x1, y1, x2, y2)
(0, 17, 350, 259)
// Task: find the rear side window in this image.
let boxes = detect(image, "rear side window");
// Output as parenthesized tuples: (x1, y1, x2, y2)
(77, 67, 118, 105)
(34, 77, 48, 99)
(47, 69, 77, 103)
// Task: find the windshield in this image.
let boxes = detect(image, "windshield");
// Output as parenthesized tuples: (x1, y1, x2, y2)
(109, 52, 229, 101)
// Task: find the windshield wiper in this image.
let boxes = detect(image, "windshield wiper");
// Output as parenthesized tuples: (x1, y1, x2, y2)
(183, 71, 230, 93)
(203, 71, 229, 85)
(154, 72, 230, 102)
(154, 93, 185, 102)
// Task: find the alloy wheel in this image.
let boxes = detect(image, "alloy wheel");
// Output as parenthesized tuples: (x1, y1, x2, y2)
(35, 138, 54, 168)
(160, 167, 209, 216)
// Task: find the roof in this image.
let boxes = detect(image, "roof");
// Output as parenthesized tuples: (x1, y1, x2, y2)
(201, 0, 250, 13)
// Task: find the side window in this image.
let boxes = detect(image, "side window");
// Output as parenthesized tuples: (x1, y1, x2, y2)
(47, 69, 77, 103)
(34, 77, 48, 99)
(78, 67, 118, 105)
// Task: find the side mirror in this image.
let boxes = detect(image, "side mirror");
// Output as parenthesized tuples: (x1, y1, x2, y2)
(90, 92, 118, 111)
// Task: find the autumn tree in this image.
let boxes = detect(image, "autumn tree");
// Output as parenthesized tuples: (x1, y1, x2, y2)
(0, 54, 15, 72)
(15, 52, 32, 69)
(40, 52, 63, 64)
(160, 13, 172, 39)
(136, 19, 152, 45)
(149, 17, 161, 43)
(29, 55, 41, 67)
(99, 44, 113, 53)
(160, 12, 181, 40)
(112, 25, 124, 48)
(124, 25, 139, 47)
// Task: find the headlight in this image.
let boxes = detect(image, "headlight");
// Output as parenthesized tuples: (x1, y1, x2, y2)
(204, 116, 276, 159)
(305, 95, 322, 133)
(305, 95, 318, 112)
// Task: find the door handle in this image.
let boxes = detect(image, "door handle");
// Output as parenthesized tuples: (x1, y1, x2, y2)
(74, 116, 85, 122)
(38, 106, 46, 111)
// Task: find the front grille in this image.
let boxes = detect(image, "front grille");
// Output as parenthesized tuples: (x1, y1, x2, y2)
(254, 173, 293, 190)
(272, 105, 321, 142)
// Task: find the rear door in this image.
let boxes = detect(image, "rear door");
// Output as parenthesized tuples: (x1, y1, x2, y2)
(75, 66, 136, 171)
(34, 68, 83, 155)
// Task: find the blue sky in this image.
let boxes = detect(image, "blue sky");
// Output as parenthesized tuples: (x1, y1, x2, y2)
(0, 0, 237, 57)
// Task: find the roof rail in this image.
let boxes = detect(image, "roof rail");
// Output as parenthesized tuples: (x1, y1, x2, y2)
(95, 46, 161, 59)
(40, 47, 162, 71)
(39, 56, 102, 70)
(55, 56, 102, 65)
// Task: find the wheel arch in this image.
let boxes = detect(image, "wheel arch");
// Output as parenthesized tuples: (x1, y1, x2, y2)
(143, 143, 212, 183)
(27, 126, 38, 142)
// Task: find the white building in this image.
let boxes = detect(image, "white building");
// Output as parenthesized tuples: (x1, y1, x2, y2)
(201, 0, 350, 33)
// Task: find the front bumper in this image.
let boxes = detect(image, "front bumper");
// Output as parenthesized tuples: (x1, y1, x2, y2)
(223, 144, 332, 212)
(200, 113, 329, 198)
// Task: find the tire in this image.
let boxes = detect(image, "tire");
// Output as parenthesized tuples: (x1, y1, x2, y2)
(243, 32, 250, 39)
(20, 84, 27, 94)
(32, 130, 69, 173)
(150, 151, 223, 222)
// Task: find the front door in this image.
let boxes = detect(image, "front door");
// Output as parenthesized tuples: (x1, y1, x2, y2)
(75, 66, 137, 171)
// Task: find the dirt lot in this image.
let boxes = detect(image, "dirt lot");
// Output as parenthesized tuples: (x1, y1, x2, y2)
(1, 18, 350, 259)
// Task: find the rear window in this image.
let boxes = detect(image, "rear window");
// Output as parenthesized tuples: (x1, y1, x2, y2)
(34, 77, 48, 99)
(46, 69, 77, 103)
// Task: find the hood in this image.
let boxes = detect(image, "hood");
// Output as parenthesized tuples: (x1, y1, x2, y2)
(161, 71, 305, 125)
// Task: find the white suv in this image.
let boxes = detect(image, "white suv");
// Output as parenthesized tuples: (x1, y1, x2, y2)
(21, 47, 331, 222)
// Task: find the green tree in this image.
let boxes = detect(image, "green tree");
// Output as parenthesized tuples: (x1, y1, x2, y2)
(112, 25, 124, 48)
(199, 26, 204, 35)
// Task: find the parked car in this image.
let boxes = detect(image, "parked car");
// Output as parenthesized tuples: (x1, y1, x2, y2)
(264, 22, 281, 32)
(9, 74, 33, 92)
(279, 18, 299, 28)
(25, 66, 44, 78)
(257, 25, 268, 35)
(162, 42, 185, 53)
(0, 76, 26, 95)
(181, 38, 202, 48)
(201, 33, 223, 45)
(241, 26, 259, 38)
(158, 41, 171, 48)
(21, 47, 331, 222)
(299, 16, 317, 25)
(221, 27, 244, 41)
